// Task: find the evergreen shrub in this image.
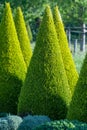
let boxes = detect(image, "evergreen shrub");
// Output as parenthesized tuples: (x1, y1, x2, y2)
(0, 115, 22, 130)
(18, 5, 71, 120)
(26, 22, 33, 42)
(0, 113, 10, 117)
(14, 7, 32, 68)
(67, 54, 87, 122)
(17, 115, 51, 130)
(53, 6, 78, 95)
(0, 3, 26, 114)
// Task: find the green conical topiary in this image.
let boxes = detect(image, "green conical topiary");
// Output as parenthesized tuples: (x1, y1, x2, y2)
(67, 53, 87, 122)
(0, 3, 27, 114)
(18, 5, 71, 120)
(26, 22, 33, 42)
(14, 7, 32, 68)
(53, 6, 78, 95)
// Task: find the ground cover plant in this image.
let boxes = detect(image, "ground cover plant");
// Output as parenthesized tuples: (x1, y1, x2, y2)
(33, 119, 87, 130)
(18, 5, 71, 120)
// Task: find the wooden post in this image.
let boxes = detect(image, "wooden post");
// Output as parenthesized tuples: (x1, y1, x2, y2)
(74, 39, 77, 53)
(68, 27, 71, 48)
(80, 23, 86, 51)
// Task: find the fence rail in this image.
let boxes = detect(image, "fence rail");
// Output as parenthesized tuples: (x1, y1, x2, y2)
(66, 24, 87, 52)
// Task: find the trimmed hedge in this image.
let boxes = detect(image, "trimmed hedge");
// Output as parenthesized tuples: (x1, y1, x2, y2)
(18, 5, 71, 120)
(53, 6, 78, 96)
(17, 115, 51, 130)
(34, 119, 87, 130)
(67, 53, 87, 122)
(0, 3, 26, 114)
(0, 115, 22, 130)
(14, 7, 32, 68)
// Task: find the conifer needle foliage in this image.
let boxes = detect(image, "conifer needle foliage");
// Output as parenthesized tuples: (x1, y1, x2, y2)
(67, 53, 87, 122)
(18, 5, 71, 120)
(0, 3, 26, 114)
(53, 6, 78, 96)
(14, 7, 32, 68)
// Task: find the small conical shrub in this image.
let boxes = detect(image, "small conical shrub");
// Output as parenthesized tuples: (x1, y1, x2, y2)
(26, 22, 33, 42)
(53, 6, 78, 95)
(0, 3, 27, 114)
(14, 7, 32, 68)
(18, 5, 71, 120)
(67, 53, 87, 122)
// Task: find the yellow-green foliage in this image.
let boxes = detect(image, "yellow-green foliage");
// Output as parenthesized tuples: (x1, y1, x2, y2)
(67, 53, 87, 122)
(14, 7, 32, 68)
(53, 6, 78, 95)
(26, 22, 33, 42)
(0, 3, 26, 114)
(18, 6, 71, 120)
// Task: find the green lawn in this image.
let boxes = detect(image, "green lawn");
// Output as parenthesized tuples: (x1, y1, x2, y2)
(71, 43, 86, 73)
(73, 51, 86, 73)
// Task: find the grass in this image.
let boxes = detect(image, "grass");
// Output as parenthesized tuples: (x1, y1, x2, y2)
(71, 43, 86, 73)
(73, 51, 86, 73)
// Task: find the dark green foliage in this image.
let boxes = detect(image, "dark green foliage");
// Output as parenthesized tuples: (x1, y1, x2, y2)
(67, 53, 87, 122)
(53, 6, 78, 96)
(0, 3, 26, 114)
(0, 113, 10, 117)
(0, 115, 22, 130)
(17, 115, 51, 130)
(18, 6, 71, 120)
(0, 3, 4, 22)
(34, 119, 87, 130)
(14, 7, 32, 68)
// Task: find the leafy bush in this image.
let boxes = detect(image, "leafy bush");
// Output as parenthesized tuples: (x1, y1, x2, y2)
(34, 119, 87, 130)
(0, 115, 22, 130)
(17, 115, 51, 130)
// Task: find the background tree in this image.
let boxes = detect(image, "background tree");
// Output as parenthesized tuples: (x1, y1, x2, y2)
(0, 0, 87, 41)
(0, 0, 87, 25)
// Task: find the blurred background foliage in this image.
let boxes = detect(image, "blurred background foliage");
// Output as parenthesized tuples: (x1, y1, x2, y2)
(0, 0, 87, 41)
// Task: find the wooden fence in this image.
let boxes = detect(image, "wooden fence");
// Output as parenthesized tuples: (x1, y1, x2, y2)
(66, 24, 87, 53)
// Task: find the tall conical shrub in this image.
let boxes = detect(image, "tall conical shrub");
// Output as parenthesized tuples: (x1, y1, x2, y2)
(67, 53, 87, 122)
(53, 6, 78, 95)
(0, 3, 27, 114)
(14, 7, 32, 68)
(18, 5, 71, 120)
